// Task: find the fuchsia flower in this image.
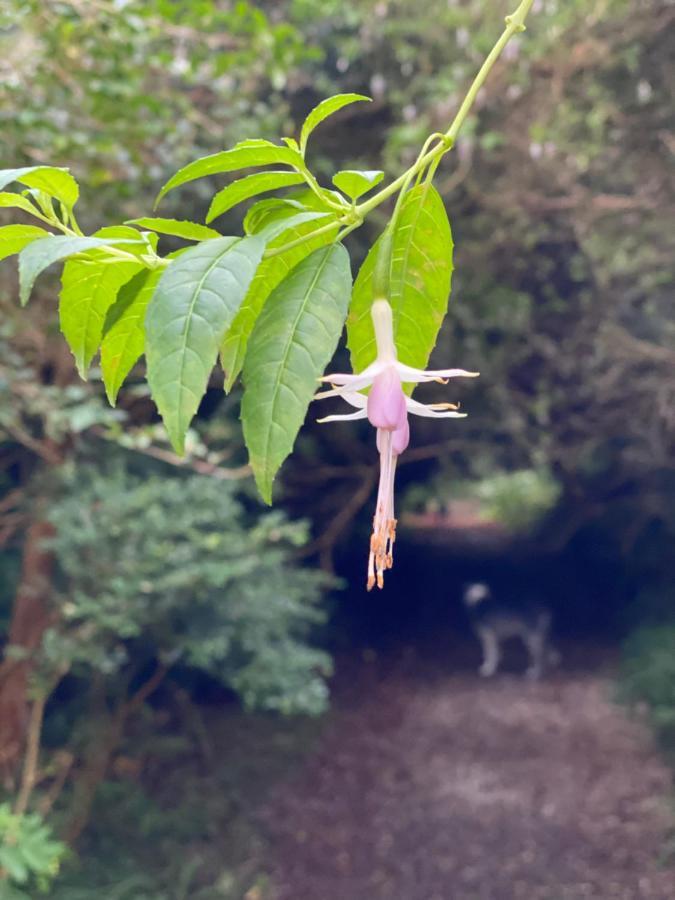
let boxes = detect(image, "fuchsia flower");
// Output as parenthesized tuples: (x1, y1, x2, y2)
(315, 299, 478, 590)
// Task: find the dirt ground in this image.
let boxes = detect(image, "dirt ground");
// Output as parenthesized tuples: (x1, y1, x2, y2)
(262, 642, 675, 900)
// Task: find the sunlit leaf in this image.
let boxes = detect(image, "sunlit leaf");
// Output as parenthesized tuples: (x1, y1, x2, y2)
(145, 235, 265, 453)
(156, 140, 304, 205)
(222, 215, 339, 391)
(299, 93, 371, 154)
(19, 234, 144, 306)
(346, 183, 453, 387)
(101, 268, 162, 404)
(126, 217, 220, 241)
(0, 192, 41, 217)
(0, 166, 79, 209)
(206, 171, 305, 223)
(0, 224, 50, 263)
(60, 240, 144, 377)
(332, 169, 384, 201)
(241, 244, 352, 503)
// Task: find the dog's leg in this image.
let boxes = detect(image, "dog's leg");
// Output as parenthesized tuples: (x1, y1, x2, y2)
(478, 628, 500, 677)
(548, 646, 562, 667)
(524, 629, 545, 680)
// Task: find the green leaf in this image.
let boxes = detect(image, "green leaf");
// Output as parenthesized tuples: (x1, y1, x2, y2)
(94, 224, 159, 253)
(15, 835, 57, 873)
(256, 210, 330, 242)
(0, 224, 50, 263)
(101, 268, 162, 404)
(126, 217, 221, 241)
(0, 192, 42, 217)
(0, 845, 29, 883)
(287, 187, 348, 212)
(222, 215, 339, 391)
(60, 248, 144, 378)
(206, 171, 306, 223)
(0, 166, 79, 209)
(243, 198, 310, 236)
(145, 235, 265, 453)
(332, 169, 384, 201)
(299, 93, 371, 154)
(241, 243, 352, 503)
(346, 183, 453, 386)
(18, 234, 144, 306)
(156, 139, 304, 205)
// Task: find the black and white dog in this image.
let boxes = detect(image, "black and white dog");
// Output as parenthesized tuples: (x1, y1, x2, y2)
(463, 582, 560, 680)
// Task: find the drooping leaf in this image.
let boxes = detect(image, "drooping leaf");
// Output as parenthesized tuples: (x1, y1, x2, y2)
(206, 171, 306, 224)
(19, 234, 144, 306)
(332, 169, 384, 201)
(0, 192, 42, 217)
(156, 140, 304, 205)
(0, 224, 50, 263)
(241, 243, 352, 503)
(145, 234, 265, 453)
(222, 215, 339, 391)
(299, 93, 372, 155)
(126, 218, 220, 241)
(60, 247, 144, 378)
(0, 166, 79, 209)
(346, 183, 453, 385)
(101, 268, 162, 404)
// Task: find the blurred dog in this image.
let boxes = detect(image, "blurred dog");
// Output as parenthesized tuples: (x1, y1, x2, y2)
(462, 582, 560, 680)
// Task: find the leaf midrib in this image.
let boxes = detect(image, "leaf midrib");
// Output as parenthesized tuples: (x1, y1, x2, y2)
(65, 254, 139, 373)
(174, 238, 239, 435)
(261, 245, 334, 488)
(104, 273, 157, 397)
(392, 183, 430, 343)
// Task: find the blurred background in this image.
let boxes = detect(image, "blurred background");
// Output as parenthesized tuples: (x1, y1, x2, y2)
(1, 1, 674, 897)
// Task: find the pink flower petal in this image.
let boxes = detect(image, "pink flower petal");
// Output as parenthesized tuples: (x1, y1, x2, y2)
(378, 418, 410, 455)
(367, 366, 407, 430)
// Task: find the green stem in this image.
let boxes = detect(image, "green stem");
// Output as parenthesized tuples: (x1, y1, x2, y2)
(356, 0, 534, 219)
(336, 220, 364, 243)
(262, 217, 346, 259)
(230, 0, 534, 265)
(372, 135, 441, 298)
(32, 212, 162, 268)
(27, 208, 60, 229)
(68, 207, 85, 237)
(414, 133, 454, 187)
(298, 164, 346, 213)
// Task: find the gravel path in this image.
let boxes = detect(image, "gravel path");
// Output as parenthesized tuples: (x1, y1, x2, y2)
(263, 647, 675, 899)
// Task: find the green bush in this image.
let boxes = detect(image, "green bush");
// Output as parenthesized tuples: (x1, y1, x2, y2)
(620, 622, 675, 747)
(43, 462, 333, 716)
(473, 469, 561, 532)
(0, 803, 66, 898)
(403, 467, 561, 534)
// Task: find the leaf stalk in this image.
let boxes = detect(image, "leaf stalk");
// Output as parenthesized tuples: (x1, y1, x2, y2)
(261, 0, 534, 266)
(355, 0, 535, 220)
